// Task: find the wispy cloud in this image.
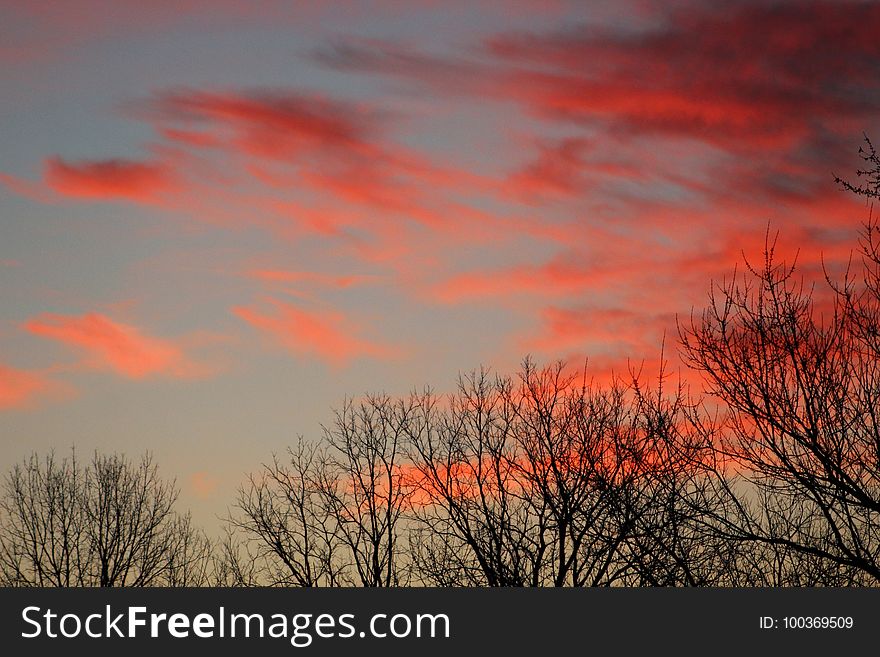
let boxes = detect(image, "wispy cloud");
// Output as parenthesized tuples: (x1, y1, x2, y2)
(233, 298, 397, 367)
(25, 312, 203, 379)
(0, 364, 51, 410)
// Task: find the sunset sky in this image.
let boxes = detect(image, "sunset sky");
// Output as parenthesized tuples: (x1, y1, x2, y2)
(1, 0, 878, 530)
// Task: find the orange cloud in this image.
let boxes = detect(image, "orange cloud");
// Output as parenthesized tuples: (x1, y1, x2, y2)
(25, 312, 196, 379)
(0, 364, 49, 410)
(247, 269, 375, 289)
(190, 471, 220, 500)
(45, 157, 176, 201)
(233, 298, 396, 367)
(432, 251, 615, 303)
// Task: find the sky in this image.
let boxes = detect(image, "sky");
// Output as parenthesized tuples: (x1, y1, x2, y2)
(1, 0, 879, 531)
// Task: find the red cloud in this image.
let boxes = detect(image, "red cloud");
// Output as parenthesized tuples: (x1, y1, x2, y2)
(528, 306, 672, 353)
(233, 298, 396, 367)
(45, 157, 176, 201)
(515, 306, 706, 390)
(506, 137, 592, 201)
(525, 2, 877, 147)
(143, 89, 379, 161)
(0, 364, 49, 410)
(25, 313, 195, 379)
(142, 89, 488, 228)
(5, 2, 873, 392)
(503, 136, 647, 204)
(5, 82, 527, 286)
(317, 1, 880, 202)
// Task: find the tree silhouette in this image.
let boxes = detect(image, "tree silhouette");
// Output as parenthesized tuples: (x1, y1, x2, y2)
(835, 135, 880, 201)
(227, 439, 341, 586)
(0, 450, 212, 586)
(680, 227, 880, 583)
(404, 360, 733, 586)
(317, 395, 413, 586)
(227, 396, 412, 586)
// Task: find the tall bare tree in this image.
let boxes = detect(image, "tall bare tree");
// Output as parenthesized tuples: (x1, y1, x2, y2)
(228, 396, 413, 586)
(404, 360, 729, 586)
(0, 451, 88, 586)
(680, 229, 880, 584)
(228, 439, 341, 586)
(316, 395, 413, 586)
(406, 369, 536, 586)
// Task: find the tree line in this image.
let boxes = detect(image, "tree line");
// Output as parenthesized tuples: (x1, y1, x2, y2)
(2, 142, 880, 587)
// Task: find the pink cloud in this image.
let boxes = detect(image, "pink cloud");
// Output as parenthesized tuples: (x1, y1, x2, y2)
(0, 364, 50, 410)
(141, 89, 490, 229)
(432, 251, 617, 304)
(142, 89, 380, 162)
(233, 298, 396, 367)
(322, 2, 880, 151)
(25, 312, 198, 379)
(3, 1, 874, 392)
(0, 171, 58, 204)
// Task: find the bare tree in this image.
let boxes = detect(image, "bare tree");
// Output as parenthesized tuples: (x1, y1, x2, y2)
(406, 369, 536, 586)
(404, 360, 729, 586)
(503, 360, 636, 587)
(162, 513, 214, 587)
(228, 396, 413, 587)
(835, 134, 880, 201)
(229, 439, 341, 586)
(0, 449, 211, 587)
(0, 451, 88, 586)
(227, 142, 880, 587)
(680, 232, 880, 584)
(607, 367, 738, 586)
(316, 395, 413, 586)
